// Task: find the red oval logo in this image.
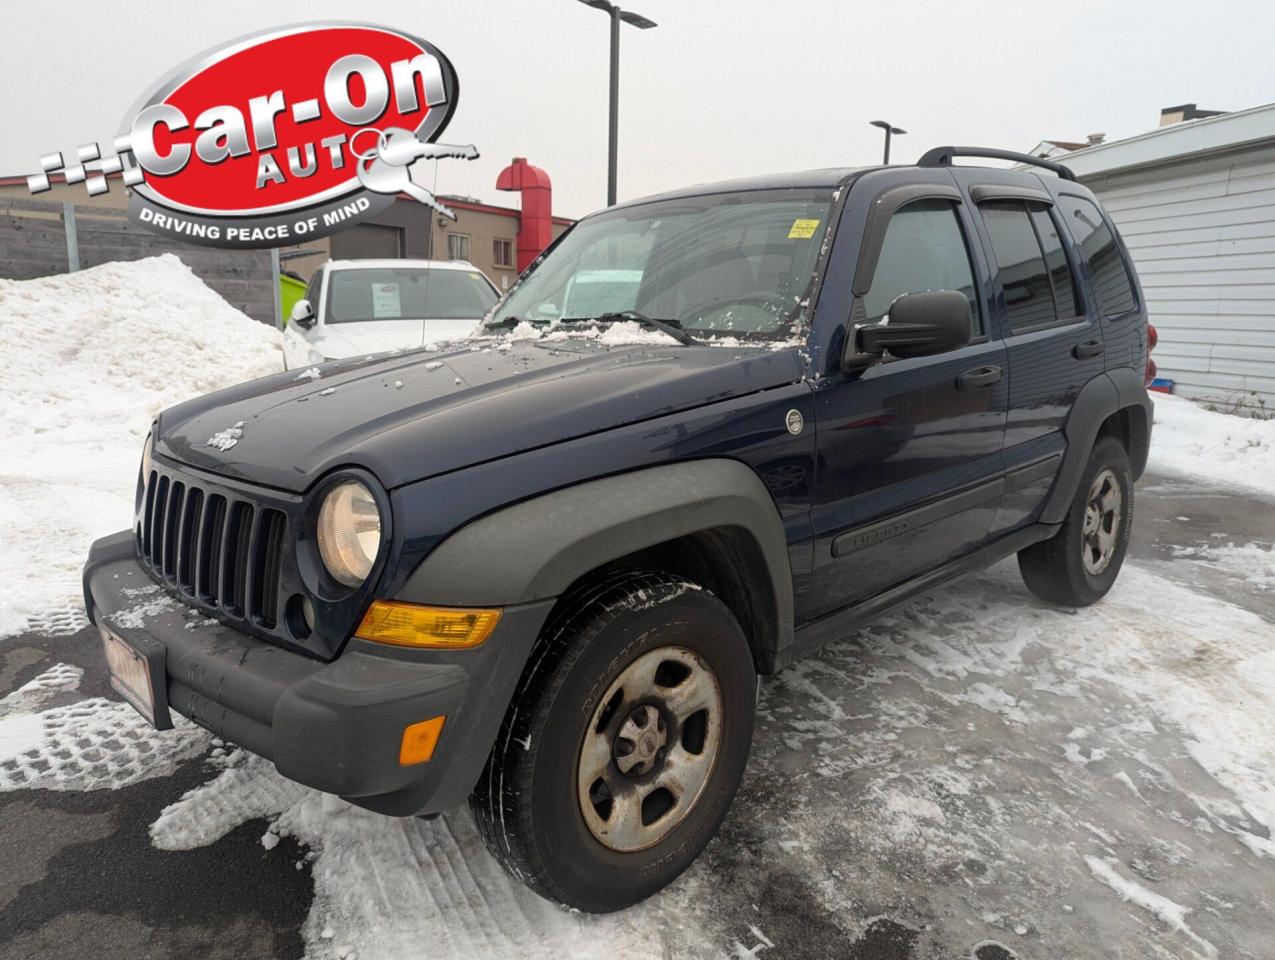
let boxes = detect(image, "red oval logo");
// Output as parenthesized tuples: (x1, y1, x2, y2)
(125, 23, 458, 217)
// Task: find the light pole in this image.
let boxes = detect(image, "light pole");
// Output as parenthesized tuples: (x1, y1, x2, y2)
(870, 120, 907, 165)
(575, 0, 657, 206)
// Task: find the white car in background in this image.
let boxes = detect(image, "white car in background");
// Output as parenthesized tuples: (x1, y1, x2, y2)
(283, 259, 501, 369)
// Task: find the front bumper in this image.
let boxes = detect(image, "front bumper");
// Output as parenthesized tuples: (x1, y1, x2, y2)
(84, 530, 553, 816)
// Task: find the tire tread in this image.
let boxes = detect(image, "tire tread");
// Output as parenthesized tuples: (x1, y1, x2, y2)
(1018, 435, 1133, 606)
(469, 570, 708, 906)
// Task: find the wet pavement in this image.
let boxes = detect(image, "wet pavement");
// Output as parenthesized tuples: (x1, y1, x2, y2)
(1, 471, 1272, 960)
(1132, 473, 1275, 623)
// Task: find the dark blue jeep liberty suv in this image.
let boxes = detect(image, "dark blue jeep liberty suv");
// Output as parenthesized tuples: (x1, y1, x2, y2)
(84, 147, 1153, 912)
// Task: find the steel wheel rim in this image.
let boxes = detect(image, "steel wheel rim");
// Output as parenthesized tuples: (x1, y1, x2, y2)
(1081, 468, 1122, 576)
(576, 645, 723, 853)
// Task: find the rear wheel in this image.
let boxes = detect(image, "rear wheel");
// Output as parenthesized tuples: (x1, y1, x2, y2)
(470, 572, 756, 912)
(1018, 435, 1134, 606)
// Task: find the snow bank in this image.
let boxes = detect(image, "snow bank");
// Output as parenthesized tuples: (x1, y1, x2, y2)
(1148, 394, 1275, 498)
(0, 255, 282, 638)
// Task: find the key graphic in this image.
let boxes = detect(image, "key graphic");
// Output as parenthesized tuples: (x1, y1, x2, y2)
(353, 127, 479, 220)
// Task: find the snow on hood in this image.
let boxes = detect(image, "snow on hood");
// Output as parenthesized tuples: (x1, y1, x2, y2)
(156, 328, 806, 492)
(0, 254, 282, 638)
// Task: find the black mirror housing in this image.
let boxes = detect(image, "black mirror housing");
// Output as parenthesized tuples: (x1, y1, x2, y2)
(290, 299, 316, 329)
(852, 290, 972, 363)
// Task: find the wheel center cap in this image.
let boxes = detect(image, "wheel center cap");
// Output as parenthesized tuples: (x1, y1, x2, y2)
(614, 704, 668, 776)
(1084, 506, 1100, 534)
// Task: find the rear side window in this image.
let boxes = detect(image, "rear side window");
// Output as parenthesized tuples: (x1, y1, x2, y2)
(979, 201, 1074, 332)
(1029, 206, 1081, 319)
(862, 199, 981, 336)
(1057, 195, 1138, 319)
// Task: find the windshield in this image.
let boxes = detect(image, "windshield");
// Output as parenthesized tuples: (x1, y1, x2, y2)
(493, 189, 834, 338)
(326, 267, 498, 324)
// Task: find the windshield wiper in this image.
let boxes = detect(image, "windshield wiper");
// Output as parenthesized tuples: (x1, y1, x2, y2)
(561, 311, 699, 346)
(482, 314, 548, 330)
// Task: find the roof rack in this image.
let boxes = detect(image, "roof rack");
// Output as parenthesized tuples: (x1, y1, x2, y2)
(916, 146, 1077, 182)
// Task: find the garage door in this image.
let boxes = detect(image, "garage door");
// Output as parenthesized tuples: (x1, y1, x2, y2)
(330, 223, 405, 260)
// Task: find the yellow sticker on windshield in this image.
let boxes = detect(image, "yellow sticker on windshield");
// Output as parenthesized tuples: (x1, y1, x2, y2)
(468, 272, 482, 280)
(788, 218, 821, 239)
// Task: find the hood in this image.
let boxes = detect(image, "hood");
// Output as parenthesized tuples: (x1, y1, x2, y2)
(310, 319, 481, 359)
(156, 335, 806, 492)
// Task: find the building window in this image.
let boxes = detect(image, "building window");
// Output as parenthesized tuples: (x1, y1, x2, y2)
(494, 238, 514, 268)
(447, 233, 470, 261)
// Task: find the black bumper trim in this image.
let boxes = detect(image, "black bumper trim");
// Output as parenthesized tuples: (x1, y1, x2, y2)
(84, 530, 555, 815)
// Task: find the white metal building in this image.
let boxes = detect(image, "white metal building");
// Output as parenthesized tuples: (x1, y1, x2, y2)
(1052, 103, 1275, 413)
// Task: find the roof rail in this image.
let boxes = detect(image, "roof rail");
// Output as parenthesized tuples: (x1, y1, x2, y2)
(916, 146, 1077, 182)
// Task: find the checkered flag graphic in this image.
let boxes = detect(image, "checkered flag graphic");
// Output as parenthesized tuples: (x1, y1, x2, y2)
(27, 135, 144, 196)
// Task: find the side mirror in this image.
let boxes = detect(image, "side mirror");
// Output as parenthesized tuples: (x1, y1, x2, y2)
(854, 290, 972, 362)
(290, 299, 316, 328)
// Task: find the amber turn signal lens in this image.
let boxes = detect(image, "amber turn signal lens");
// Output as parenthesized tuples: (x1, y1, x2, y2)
(355, 601, 501, 649)
(400, 715, 446, 765)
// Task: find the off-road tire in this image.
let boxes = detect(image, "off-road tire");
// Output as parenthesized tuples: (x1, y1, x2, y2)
(469, 570, 756, 912)
(1018, 435, 1134, 606)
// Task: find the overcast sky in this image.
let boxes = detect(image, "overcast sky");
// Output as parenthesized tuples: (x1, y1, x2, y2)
(4, 0, 1274, 219)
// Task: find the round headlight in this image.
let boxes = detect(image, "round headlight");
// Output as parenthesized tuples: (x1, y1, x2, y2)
(317, 481, 382, 587)
(140, 430, 154, 481)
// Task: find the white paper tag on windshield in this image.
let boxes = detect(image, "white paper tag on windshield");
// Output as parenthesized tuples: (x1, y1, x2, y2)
(372, 283, 402, 318)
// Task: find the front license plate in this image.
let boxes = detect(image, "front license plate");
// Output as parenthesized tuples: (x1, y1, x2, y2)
(100, 626, 159, 727)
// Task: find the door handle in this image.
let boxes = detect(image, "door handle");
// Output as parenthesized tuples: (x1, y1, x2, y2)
(1073, 339, 1105, 360)
(956, 365, 1002, 391)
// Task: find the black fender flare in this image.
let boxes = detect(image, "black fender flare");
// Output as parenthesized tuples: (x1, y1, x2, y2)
(397, 458, 795, 656)
(1040, 367, 1152, 524)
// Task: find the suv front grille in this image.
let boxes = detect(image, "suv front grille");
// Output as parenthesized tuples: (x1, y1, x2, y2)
(138, 469, 288, 630)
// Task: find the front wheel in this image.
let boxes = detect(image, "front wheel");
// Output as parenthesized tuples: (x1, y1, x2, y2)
(1018, 435, 1134, 606)
(470, 572, 756, 912)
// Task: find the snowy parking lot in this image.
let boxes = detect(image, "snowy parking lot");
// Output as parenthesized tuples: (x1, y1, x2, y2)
(2, 259, 1274, 959)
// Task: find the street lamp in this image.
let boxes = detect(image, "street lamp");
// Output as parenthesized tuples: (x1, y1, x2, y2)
(575, 0, 658, 206)
(870, 120, 907, 165)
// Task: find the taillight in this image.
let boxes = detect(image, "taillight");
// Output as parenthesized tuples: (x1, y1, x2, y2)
(1147, 323, 1158, 352)
(1145, 358, 1157, 386)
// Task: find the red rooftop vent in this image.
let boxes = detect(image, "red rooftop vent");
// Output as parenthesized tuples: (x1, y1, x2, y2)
(496, 158, 553, 272)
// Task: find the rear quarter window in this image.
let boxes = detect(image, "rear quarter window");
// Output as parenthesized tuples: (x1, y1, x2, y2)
(1057, 195, 1138, 319)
